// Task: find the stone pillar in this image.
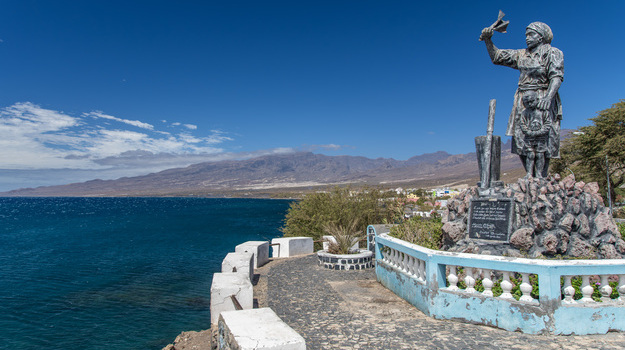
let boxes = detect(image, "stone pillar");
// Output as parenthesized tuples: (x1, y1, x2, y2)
(221, 252, 254, 281)
(271, 237, 313, 258)
(218, 308, 306, 350)
(210, 272, 253, 325)
(235, 241, 269, 269)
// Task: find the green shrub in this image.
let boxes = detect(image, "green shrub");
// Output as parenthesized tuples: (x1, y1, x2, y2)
(617, 222, 625, 241)
(281, 187, 401, 245)
(388, 216, 443, 249)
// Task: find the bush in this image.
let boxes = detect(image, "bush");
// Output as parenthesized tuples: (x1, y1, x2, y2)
(281, 187, 401, 244)
(617, 222, 625, 241)
(388, 216, 443, 249)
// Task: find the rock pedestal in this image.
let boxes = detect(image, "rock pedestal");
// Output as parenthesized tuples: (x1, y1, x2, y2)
(442, 174, 625, 259)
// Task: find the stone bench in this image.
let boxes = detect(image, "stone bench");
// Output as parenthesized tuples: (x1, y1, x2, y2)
(221, 252, 254, 281)
(218, 308, 306, 350)
(235, 241, 269, 269)
(210, 272, 253, 325)
(271, 237, 313, 258)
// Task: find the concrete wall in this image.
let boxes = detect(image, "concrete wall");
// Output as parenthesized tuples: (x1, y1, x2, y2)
(218, 308, 306, 350)
(375, 233, 625, 335)
(221, 252, 254, 281)
(209, 240, 308, 349)
(271, 237, 313, 258)
(235, 241, 269, 269)
(210, 272, 254, 325)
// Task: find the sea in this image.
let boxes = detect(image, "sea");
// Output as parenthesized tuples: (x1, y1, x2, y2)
(0, 197, 292, 350)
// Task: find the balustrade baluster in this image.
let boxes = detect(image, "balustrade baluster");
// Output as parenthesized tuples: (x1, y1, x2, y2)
(562, 275, 576, 304)
(404, 254, 411, 274)
(447, 265, 459, 291)
(395, 249, 400, 268)
(403, 253, 410, 274)
(519, 273, 534, 302)
(399, 252, 405, 271)
(580, 275, 595, 303)
(482, 269, 493, 297)
(395, 250, 401, 268)
(619, 275, 625, 303)
(600, 275, 612, 303)
(414, 258, 420, 280)
(464, 267, 476, 293)
(416, 259, 423, 281)
(500, 271, 514, 300)
(418, 259, 426, 282)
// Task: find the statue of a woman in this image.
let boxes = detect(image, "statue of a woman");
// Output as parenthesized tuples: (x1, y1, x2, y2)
(481, 22, 563, 178)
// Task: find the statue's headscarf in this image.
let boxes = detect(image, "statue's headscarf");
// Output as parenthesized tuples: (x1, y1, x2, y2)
(526, 22, 553, 44)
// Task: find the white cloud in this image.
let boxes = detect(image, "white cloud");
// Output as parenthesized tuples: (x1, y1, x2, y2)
(0, 102, 234, 174)
(86, 111, 154, 130)
(183, 124, 197, 130)
(302, 144, 353, 152)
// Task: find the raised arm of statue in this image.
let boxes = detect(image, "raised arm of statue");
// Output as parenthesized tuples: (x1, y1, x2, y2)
(481, 27, 499, 63)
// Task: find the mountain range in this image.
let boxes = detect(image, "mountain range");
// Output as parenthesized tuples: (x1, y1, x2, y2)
(1, 141, 525, 197)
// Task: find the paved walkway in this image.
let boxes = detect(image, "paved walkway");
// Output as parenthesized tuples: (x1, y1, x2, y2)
(256, 254, 625, 350)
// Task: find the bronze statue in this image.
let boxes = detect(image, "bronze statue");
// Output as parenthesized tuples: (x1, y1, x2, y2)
(481, 18, 563, 178)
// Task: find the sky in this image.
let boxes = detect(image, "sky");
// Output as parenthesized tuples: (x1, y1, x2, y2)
(0, 1, 624, 191)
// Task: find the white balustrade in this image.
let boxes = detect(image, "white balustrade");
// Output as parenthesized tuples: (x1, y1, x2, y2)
(600, 275, 612, 303)
(379, 238, 625, 305)
(560, 274, 625, 304)
(464, 268, 476, 293)
(580, 275, 595, 303)
(482, 269, 493, 297)
(500, 271, 514, 300)
(417, 259, 424, 282)
(447, 266, 459, 291)
(381, 247, 426, 282)
(562, 275, 575, 304)
(619, 275, 625, 302)
(519, 273, 535, 303)
(374, 233, 625, 335)
(444, 265, 535, 301)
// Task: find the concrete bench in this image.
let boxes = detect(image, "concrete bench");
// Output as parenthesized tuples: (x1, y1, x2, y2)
(210, 272, 253, 325)
(235, 241, 269, 269)
(271, 237, 313, 258)
(218, 308, 306, 350)
(221, 252, 254, 281)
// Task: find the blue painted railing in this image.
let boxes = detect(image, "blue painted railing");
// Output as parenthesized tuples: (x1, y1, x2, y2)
(374, 232, 625, 335)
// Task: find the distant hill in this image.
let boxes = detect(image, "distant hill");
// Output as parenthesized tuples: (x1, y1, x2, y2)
(1, 142, 524, 197)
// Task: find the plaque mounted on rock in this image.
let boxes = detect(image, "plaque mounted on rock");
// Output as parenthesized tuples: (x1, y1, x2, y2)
(468, 198, 514, 242)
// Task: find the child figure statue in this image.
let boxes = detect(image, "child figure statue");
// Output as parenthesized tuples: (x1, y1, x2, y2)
(519, 91, 551, 178)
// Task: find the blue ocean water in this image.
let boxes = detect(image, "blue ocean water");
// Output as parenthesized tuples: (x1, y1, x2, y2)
(0, 197, 292, 350)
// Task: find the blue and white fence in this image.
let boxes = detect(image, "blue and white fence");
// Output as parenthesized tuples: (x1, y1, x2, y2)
(373, 231, 625, 335)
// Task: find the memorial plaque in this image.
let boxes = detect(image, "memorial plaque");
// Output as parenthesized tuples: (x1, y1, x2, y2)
(468, 198, 514, 242)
